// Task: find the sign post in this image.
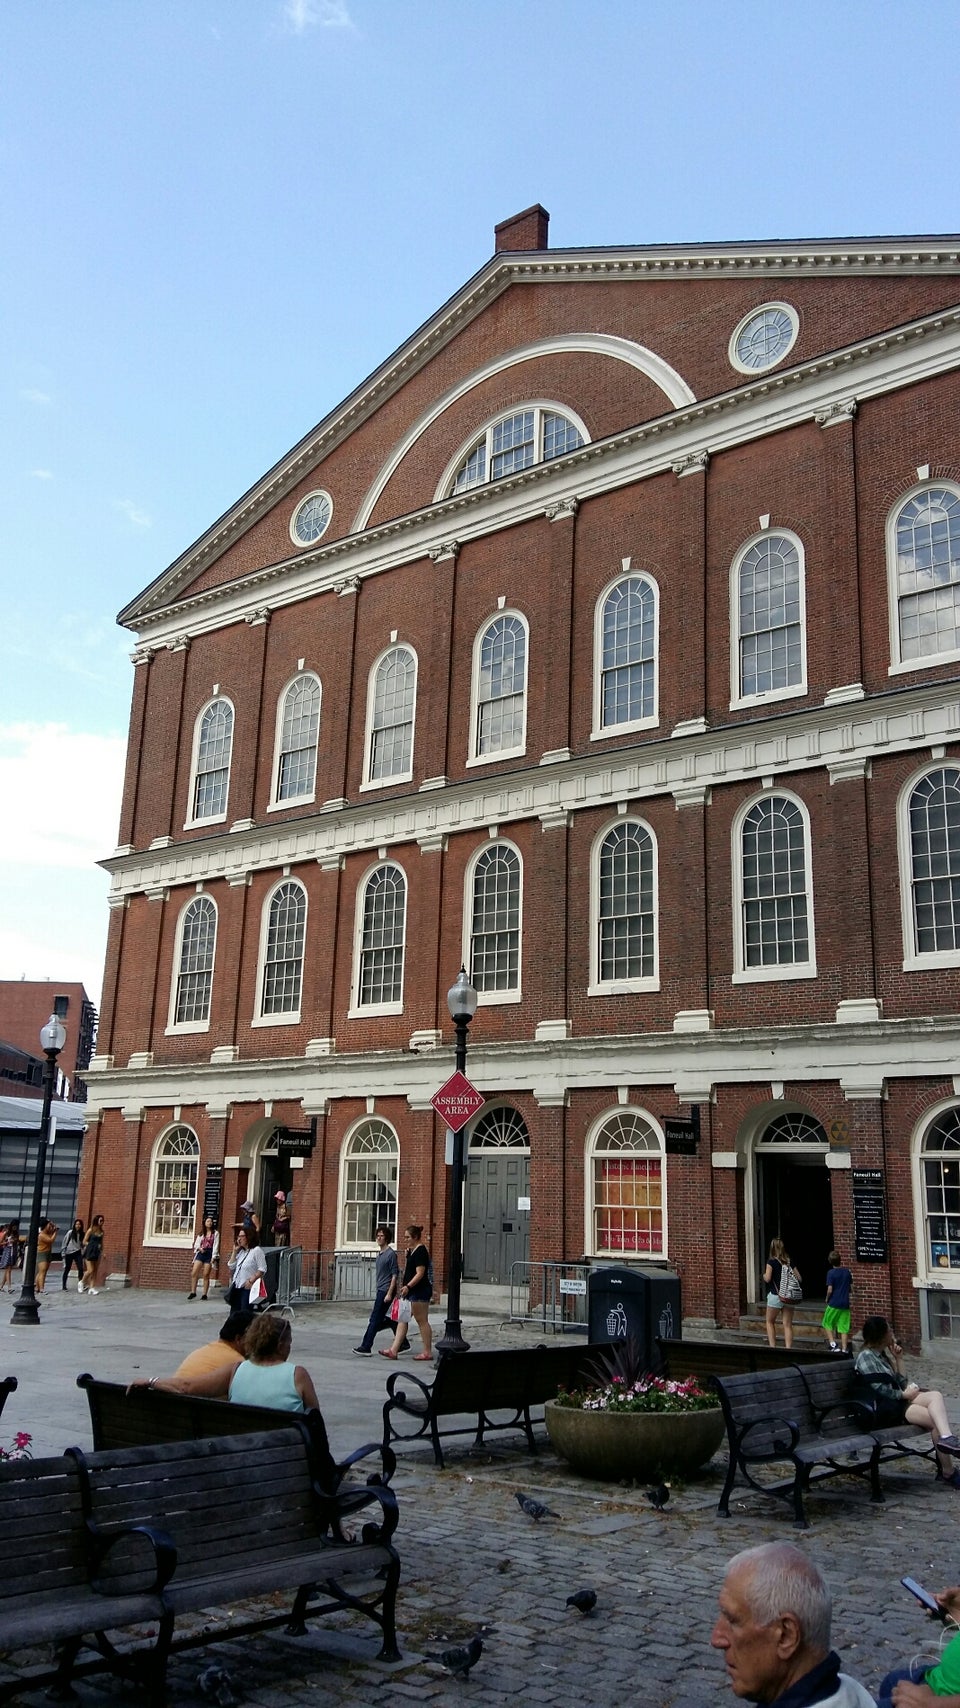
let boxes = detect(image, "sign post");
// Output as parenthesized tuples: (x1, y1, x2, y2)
(432, 973, 482, 1356)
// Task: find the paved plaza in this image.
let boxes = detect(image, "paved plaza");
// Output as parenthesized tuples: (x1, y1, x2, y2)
(3, 1285, 960, 1706)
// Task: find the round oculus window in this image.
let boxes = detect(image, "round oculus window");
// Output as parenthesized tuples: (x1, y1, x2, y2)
(290, 490, 333, 547)
(729, 304, 799, 375)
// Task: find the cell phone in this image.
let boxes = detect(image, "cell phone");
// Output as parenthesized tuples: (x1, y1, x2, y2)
(901, 1577, 946, 1618)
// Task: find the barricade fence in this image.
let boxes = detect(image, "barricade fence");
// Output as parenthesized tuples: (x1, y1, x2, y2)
(271, 1248, 379, 1306)
(509, 1260, 591, 1334)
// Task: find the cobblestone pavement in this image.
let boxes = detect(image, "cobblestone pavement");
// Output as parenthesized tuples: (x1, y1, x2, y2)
(3, 1288, 960, 1706)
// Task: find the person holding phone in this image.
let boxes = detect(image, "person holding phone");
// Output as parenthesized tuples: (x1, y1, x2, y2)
(854, 1317, 960, 1485)
(876, 1583, 960, 1705)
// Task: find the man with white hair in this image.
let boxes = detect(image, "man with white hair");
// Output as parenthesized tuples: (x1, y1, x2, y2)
(712, 1543, 875, 1705)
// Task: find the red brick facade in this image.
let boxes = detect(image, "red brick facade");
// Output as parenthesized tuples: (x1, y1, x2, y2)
(85, 213, 960, 1347)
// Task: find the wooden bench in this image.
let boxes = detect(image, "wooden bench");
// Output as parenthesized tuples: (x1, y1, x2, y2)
(656, 1338, 840, 1384)
(382, 1342, 609, 1468)
(712, 1362, 930, 1528)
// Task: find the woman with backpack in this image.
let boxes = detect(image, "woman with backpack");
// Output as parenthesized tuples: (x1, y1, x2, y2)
(763, 1237, 802, 1350)
(379, 1223, 433, 1362)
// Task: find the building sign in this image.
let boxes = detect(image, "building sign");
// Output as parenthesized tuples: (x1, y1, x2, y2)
(276, 1123, 317, 1157)
(828, 1116, 850, 1147)
(559, 1278, 587, 1295)
(664, 1115, 699, 1154)
(431, 1072, 484, 1133)
(852, 1167, 888, 1262)
(202, 1163, 223, 1226)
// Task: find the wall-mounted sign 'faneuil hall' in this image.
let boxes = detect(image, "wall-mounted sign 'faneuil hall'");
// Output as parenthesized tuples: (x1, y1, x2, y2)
(81, 205, 960, 1348)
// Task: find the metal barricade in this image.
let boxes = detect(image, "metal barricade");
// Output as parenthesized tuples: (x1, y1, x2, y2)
(273, 1244, 302, 1307)
(275, 1250, 378, 1304)
(333, 1250, 378, 1301)
(509, 1260, 591, 1334)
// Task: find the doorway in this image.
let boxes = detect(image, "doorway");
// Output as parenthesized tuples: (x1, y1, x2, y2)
(758, 1153, 833, 1301)
(256, 1150, 294, 1247)
(462, 1104, 531, 1284)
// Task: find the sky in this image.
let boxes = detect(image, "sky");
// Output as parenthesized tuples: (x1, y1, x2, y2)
(3, 0, 960, 1016)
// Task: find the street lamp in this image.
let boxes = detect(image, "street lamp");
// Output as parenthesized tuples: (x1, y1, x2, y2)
(12, 1014, 66, 1326)
(435, 967, 478, 1356)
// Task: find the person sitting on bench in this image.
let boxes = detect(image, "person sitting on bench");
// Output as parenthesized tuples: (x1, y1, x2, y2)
(854, 1317, 960, 1486)
(137, 1315, 320, 1413)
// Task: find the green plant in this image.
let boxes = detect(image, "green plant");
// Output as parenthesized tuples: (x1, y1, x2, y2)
(554, 1338, 716, 1415)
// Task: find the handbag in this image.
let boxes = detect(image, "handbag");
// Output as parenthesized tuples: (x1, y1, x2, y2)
(398, 1297, 413, 1323)
(389, 1296, 400, 1322)
(778, 1265, 803, 1303)
(248, 1275, 267, 1305)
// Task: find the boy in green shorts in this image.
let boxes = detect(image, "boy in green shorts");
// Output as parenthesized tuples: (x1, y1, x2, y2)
(822, 1249, 853, 1353)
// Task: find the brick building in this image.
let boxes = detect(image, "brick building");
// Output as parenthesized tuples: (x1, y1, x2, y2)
(0, 982, 97, 1102)
(83, 207, 960, 1344)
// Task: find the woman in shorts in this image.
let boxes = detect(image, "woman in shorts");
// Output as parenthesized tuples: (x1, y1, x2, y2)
(762, 1237, 801, 1351)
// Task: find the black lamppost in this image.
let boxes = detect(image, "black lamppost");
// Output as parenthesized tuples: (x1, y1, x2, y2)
(12, 1013, 66, 1326)
(435, 966, 478, 1356)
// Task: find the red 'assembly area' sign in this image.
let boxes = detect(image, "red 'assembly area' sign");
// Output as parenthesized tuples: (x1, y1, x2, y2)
(430, 1071, 484, 1132)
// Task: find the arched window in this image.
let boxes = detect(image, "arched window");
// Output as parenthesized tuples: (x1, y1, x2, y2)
(758, 1112, 828, 1146)
(365, 646, 416, 784)
(469, 1106, 530, 1149)
(920, 1105, 960, 1276)
(732, 532, 806, 704)
(446, 405, 585, 496)
(588, 1110, 664, 1256)
(904, 768, 960, 962)
(170, 895, 217, 1029)
(468, 843, 521, 997)
(355, 864, 407, 1009)
(257, 880, 307, 1019)
(596, 574, 658, 732)
(471, 613, 527, 761)
(890, 485, 960, 667)
(735, 794, 815, 978)
(273, 675, 320, 805)
(338, 1119, 399, 1246)
(189, 698, 234, 823)
(592, 821, 658, 990)
(147, 1125, 200, 1243)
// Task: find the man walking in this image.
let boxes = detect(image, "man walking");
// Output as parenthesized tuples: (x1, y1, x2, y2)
(353, 1226, 399, 1356)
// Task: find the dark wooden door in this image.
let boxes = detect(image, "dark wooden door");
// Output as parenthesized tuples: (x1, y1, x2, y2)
(464, 1153, 530, 1282)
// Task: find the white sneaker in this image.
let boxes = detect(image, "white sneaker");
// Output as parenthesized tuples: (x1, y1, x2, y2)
(77, 1282, 84, 1293)
(88, 1288, 99, 1296)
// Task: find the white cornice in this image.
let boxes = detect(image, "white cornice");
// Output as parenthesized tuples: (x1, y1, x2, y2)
(126, 303, 960, 647)
(101, 679, 960, 900)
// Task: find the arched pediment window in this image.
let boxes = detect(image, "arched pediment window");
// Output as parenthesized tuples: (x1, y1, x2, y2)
(444, 404, 586, 498)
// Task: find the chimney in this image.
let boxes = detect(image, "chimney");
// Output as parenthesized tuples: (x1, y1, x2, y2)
(494, 204, 550, 254)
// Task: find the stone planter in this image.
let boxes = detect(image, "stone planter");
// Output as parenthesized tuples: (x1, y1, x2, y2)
(544, 1398, 725, 1482)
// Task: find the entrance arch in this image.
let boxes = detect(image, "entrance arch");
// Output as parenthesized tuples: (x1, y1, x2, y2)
(235, 1117, 295, 1246)
(742, 1106, 833, 1304)
(464, 1104, 530, 1283)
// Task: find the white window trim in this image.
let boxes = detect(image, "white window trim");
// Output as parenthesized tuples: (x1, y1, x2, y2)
(729, 528, 808, 711)
(435, 400, 591, 503)
(583, 1106, 668, 1260)
(466, 609, 529, 767)
(166, 893, 217, 1035)
(348, 859, 407, 1017)
(359, 643, 418, 791)
(886, 480, 960, 675)
(591, 567, 660, 740)
(143, 1124, 201, 1249)
(588, 817, 660, 994)
(335, 1116, 400, 1250)
(267, 671, 321, 812)
(731, 788, 817, 983)
(728, 302, 799, 376)
(897, 762, 960, 970)
(289, 488, 333, 549)
(911, 1098, 960, 1287)
(251, 876, 307, 1026)
(184, 695, 235, 830)
(461, 838, 524, 1006)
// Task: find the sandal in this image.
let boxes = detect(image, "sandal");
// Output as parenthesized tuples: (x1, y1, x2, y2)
(378, 1349, 398, 1359)
(414, 1351, 433, 1361)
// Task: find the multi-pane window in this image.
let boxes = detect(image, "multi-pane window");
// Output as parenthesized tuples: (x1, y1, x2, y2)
(591, 1112, 664, 1256)
(895, 487, 960, 661)
(192, 699, 233, 821)
(469, 1106, 529, 1149)
(740, 796, 810, 968)
(475, 615, 526, 757)
(909, 768, 960, 955)
(260, 881, 306, 1016)
(275, 676, 320, 802)
(597, 823, 655, 983)
(339, 1120, 399, 1245)
(451, 407, 584, 494)
(150, 1126, 200, 1240)
(358, 864, 406, 1007)
(922, 1106, 960, 1274)
(470, 844, 521, 993)
(737, 534, 803, 699)
(599, 577, 656, 728)
(173, 896, 217, 1024)
(368, 647, 415, 782)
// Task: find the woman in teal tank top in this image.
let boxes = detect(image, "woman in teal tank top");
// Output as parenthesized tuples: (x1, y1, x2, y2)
(141, 1313, 320, 1412)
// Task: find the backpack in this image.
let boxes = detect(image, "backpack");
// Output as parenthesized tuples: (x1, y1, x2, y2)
(778, 1264, 803, 1303)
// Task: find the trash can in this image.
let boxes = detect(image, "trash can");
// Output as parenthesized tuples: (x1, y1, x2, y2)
(587, 1265, 682, 1365)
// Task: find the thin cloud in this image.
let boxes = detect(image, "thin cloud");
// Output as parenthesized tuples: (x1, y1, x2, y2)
(283, 0, 352, 33)
(0, 722, 126, 870)
(114, 498, 152, 529)
(20, 387, 52, 405)
(29, 468, 53, 480)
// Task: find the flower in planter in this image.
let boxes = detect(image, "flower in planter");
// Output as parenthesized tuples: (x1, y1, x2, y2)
(555, 1339, 716, 1415)
(0, 1433, 31, 1461)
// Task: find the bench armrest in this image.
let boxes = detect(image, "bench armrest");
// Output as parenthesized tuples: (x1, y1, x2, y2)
(737, 1415, 801, 1458)
(88, 1522, 177, 1595)
(314, 1475, 400, 1545)
(384, 1370, 432, 1411)
(335, 1439, 397, 1486)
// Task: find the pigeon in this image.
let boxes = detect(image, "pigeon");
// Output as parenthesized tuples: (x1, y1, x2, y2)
(566, 1588, 598, 1616)
(197, 1664, 239, 1707)
(425, 1633, 483, 1679)
(646, 1483, 670, 1511)
(515, 1490, 560, 1521)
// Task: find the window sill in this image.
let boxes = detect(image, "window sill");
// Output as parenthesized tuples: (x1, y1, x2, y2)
(183, 813, 227, 831)
(588, 979, 660, 996)
(359, 773, 414, 793)
(731, 964, 818, 984)
(465, 746, 526, 769)
(889, 647, 960, 676)
(250, 1011, 301, 1028)
(730, 682, 807, 712)
(902, 951, 960, 971)
(266, 794, 316, 813)
(165, 1020, 211, 1035)
(476, 988, 522, 1006)
(142, 1235, 196, 1249)
(347, 1001, 404, 1019)
(590, 716, 658, 741)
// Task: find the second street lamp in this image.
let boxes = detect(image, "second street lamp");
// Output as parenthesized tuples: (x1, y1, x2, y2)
(12, 1013, 66, 1327)
(435, 967, 478, 1355)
